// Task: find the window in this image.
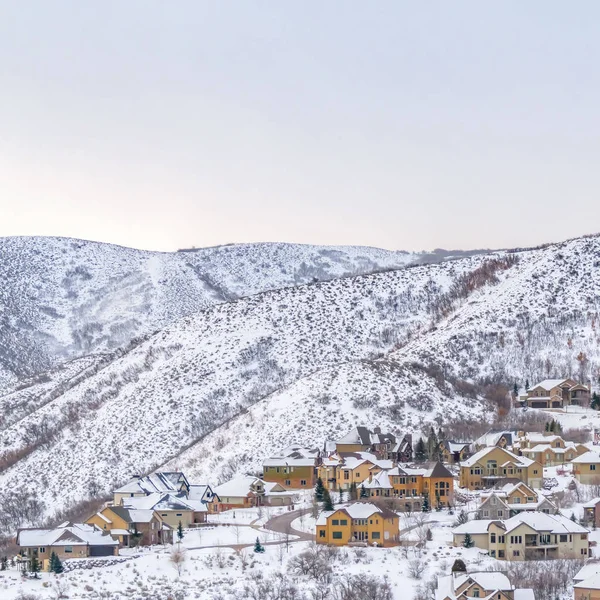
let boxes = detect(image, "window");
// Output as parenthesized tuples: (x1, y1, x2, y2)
(533, 470, 538, 475)
(498, 550, 505, 558)
(581, 534, 588, 540)
(356, 473, 360, 478)
(490, 533, 496, 543)
(473, 590, 480, 598)
(65, 546, 73, 553)
(540, 534, 551, 545)
(559, 534, 568, 543)
(332, 532, 343, 540)
(285, 480, 291, 486)
(498, 511, 504, 518)
(513, 550, 520, 557)
(491, 497, 497, 506)
(301, 480, 307, 486)
(344, 471, 350, 480)
(372, 532, 381, 539)
(527, 497, 534, 503)
(513, 497, 521, 504)
(176, 513, 182, 517)
(332, 519, 339, 526)
(582, 548, 588, 555)
(510, 536, 522, 544)
(39, 547, 46, 554)
(483, 510, 489, 517)
(370, 520, 373, 524)
(591, 465, 597, 471)
(319, 530, 325, 538)
(490, 550, 496, 557)
(340, 520, 348, 526)
(151, 522, 155, 530)
(162, 513, 168, 517)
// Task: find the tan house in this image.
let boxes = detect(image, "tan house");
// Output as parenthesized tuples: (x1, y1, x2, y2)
(572, 451, 600, 484)
(516, 432, 587, 466)
(477, 481, 557, 520)
(120, 492, 206, 529)
(453, 512, 589, 560)
(316, 502, 400, 547)
(17, 523, 118, 571)
(583, 498, 600, 528)
(210, 476, 295, 513)
(86, 506, 173, 547)
(440, 441, 471, 464)
(460, 446, 542, 490)
(334, 427, 412, 461)
(435, 571, 534, 600)
(113, 472, 190, 506)
(318, 452, 391, 491)
(263, 445, 320, 489)
(522, 378, 589, 409)
(574, 564, 600, 600)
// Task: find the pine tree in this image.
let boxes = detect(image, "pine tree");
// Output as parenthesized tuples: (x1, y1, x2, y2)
(427, 428, 439, 461)
(451, 558, 467, 572)
(0, 556, 6, 571)
(323, 488, 334, 511)
(592, 392, 600, 411)
(29, 554, 41, 578)
(49, 552, 63, 574)
(513, 382, 519, 396)
(525, 379, 530, 391)
(349, 482, 357, 501)
(435, 491, 441, 511)
(455, 510, 469, 526)
(338, 487, 344, 504)
(571, 512, 577, 522)
(315, 477, 325, 502)
(359, 484, 368, 499)
(253, 537, 265, 553)
(177, 521, 184, 542)
(463, 533, 475, 548)
(415, 438, 427, 462)
(421, 494, 430, 513)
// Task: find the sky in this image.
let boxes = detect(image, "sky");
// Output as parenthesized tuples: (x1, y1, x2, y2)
(1, 1, 599, 253)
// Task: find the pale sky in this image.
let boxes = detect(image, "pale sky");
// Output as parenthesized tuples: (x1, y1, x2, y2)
(1, 1, 599, 252)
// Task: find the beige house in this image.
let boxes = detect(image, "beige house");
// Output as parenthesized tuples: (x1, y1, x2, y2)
(453, 512, 589, 560)
(121, 492, 206, 529)
(460, 446, 542, 490)
(477, 481, 557, 520)
(435, 571, 534, 600)
(318, 452, 391, 491)
(210, 476, 296, 513)
(516, 432, 587, 466)
(572, 452, 600, 484)
(522, 378, 589, 409)
(113, 472, 190, 506)
(17, 523, 119, 571)
(574, 564, 600, 600)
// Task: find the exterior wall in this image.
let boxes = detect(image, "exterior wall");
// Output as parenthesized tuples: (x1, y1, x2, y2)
(319, 463, 376, 491)
(156, 509, 195, 529)
(262, 465, 316, 488)
(423, 476, 454, 506)
(316, 510, 399, 547)
(211, 495, 256, 513)
(335, 443, 369, 453)
(452, 533, 490, 550)
(113, 491, 147, 506)
(574, 464, 600, 485)
(23, 543, 117, 571)
(574, 586, 600, 600)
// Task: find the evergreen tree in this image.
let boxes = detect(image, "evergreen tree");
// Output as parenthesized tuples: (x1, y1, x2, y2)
(253, 537, 265, 553)
(571, 512, 577, 522)
(323, 488, 334, 511)
(451, 558, 467, 573)
(463, 533, 475, 548)
(49, 552, 63, 574)
(592, 392, 600, 411)
(29, 554, 41, 578)
(426, 528, 433, 541)
(0, 557, 6, 571)
(421, 494, 430, 513)
(177, 521, 184, 542)
(315, 477, 325, 502)
(338, 487, 344, 504)
(349, 482, 357, 501)
(359, 484, 368, 499)
(525, 379, 530, 391)
(455, 510, 469, 526)
(545, 421, 550, 432)
(435, 491, 441, 511)
(513, 382, 519, 396)
(414, 438, 427, 462)
(427, 428, 439, 461)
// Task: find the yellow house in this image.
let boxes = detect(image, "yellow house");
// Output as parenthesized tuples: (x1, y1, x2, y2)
(316, 502, 400, 547)
(318, 452, 390, 491)
(572, 451, 600, 484)
(460, 446, 542, 490)
(435, 572, 534, 600)
(453, 512, 589, 560)
(262, 445, 320, 489)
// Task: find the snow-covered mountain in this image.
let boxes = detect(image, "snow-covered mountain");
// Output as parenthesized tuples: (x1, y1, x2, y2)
(0, 236, 420, 394)
(0, 234, 599, 532)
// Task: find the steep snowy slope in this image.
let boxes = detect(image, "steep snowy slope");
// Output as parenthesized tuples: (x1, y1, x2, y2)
(0, 254, 488, 526)
(0, 237, 419, 393)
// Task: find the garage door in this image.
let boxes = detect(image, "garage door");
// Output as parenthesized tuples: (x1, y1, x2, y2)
(89, 545, 115, 557)
(531, 401, 547, 408)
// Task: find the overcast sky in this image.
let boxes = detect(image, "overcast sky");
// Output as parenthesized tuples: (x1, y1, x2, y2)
(1, 1, 599, 252)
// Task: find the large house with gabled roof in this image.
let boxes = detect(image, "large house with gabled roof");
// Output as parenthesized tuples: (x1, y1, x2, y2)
(521, 378, 590, 409)
(113, 472, 190, 505)
(435, 571, 534, 600)
(477, 481, 557, 520)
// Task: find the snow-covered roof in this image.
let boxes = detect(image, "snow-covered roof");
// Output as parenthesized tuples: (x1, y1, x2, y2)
(452, 520, 495, 535)
(109, 505, 156, 524)
(575, 573, 600, 591)
(454, 572, 511, 592)
(574, 561, 600, 583)
(122, 492, 196, 512)
(114, 472, 188, 495)
(583, 498, 600, 508)
(502, 511, 588, 535)
(188, 484, 214, 502)
(461, 446, 534, 468)
(530, 378, 572, 391)
(572, 451, 600, 464)
(316, 502, 396, 526)
(363, 470, 393, 490)
(109, 528, 130, 536)
(18, 523, 119, 548)
(213, 475, 262, 498)
(514, 590, 535, 600)
(436, 572, 530, 600)
(263, 457, 317, 467)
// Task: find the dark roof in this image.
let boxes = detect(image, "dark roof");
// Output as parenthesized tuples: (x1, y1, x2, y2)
(423, 461, 454, 478)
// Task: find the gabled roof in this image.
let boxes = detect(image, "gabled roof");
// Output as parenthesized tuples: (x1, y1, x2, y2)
(108, 505, 156, 524)
(336, 427, 395, 446)
(188, 484, 215, 502)
(213, 475, 263, 498)
(530, 378, 576, 391)
(461, 446, 534, 468)
(114, 472, 188, 495)
(122, 492, 198, 513)
(17, 523, 119, 548)
(316, 502, 397, 526)
(572, 451, 600, 464)
(363, 470, 393, 490)
(455, 512, 589, 536)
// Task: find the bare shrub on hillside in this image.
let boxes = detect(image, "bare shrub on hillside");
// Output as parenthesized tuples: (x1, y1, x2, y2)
(331, 574, 393, 600)
(562, 428, 591, 444)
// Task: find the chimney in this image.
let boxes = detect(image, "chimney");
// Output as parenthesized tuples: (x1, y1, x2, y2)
(374, 426, 381, 434)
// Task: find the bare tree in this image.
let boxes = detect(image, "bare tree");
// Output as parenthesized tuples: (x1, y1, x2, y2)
(169, 546, 186, 577)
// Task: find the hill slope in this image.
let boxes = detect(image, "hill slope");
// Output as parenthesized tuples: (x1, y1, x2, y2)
(0, 234, 599, 531)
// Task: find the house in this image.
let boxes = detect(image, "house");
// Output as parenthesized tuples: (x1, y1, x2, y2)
(582, 498, 600, 527)
(17, 522, 119, 570)
(440, 440, 471, 464)
(460, 446, 542, 490)
(210, 476, 295, 513)
(334, 427, 402, 460)
(121, 492, 206, 529)
(188, 484, 217, 505)
(318, 452, 391, 491)
(113, 472, 190, 505)
(263, 445, 320, 488)
(516, 432, 586, 466)
(574, 574, 600, 600)
(316, 502, 400, 547)
(86, 506, 173, 546)
(572, 452, 600, 484)
(522, 378, 590, 409)
(473, 431, 520, 453)
(362, 462, 454, 509)
(435, 571, 535, 600)
(477, 482, 557, 519)
(390, 434, 414, 463)
(452, 512, 589, 560)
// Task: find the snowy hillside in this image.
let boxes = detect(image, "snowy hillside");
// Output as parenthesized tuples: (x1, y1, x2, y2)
(0, 236, 420, 393)
(1, 234, 599, 531)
